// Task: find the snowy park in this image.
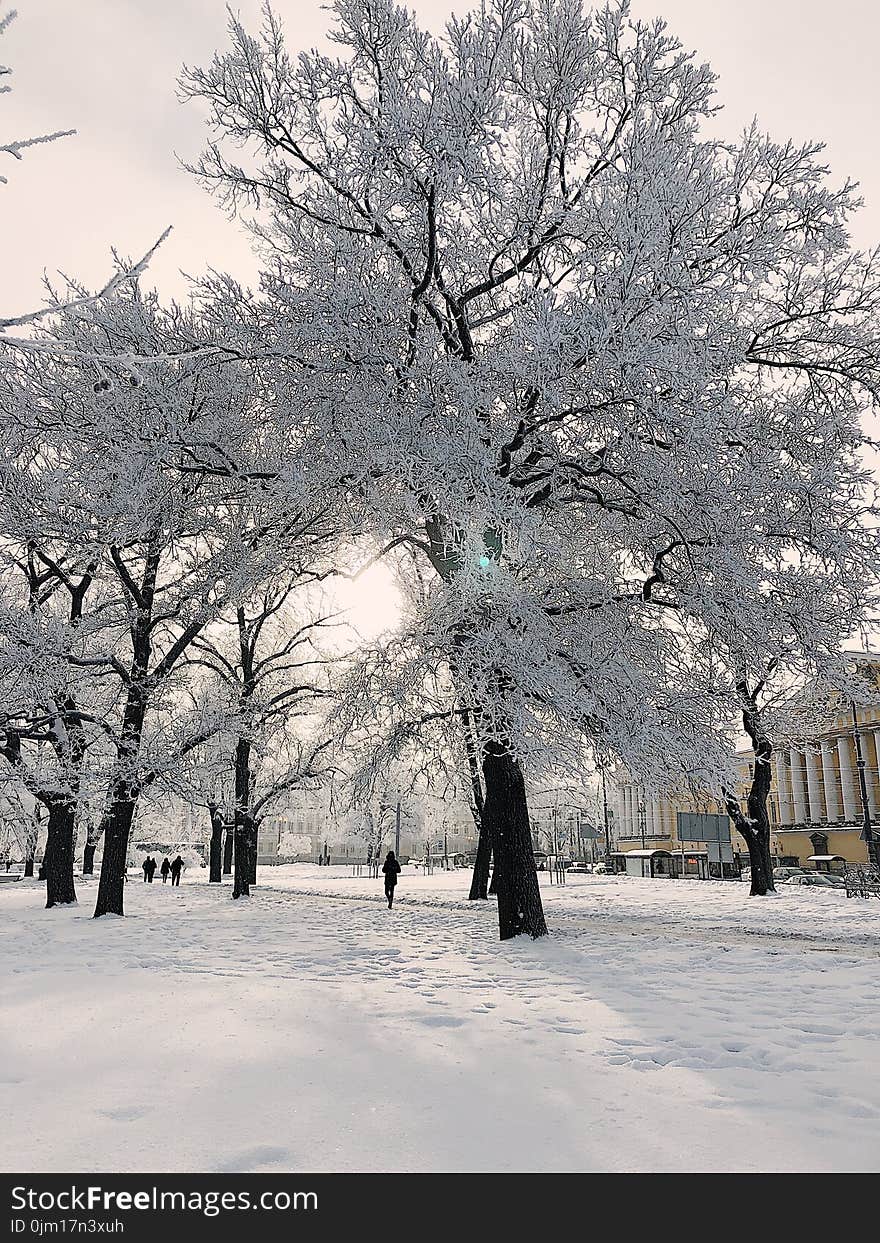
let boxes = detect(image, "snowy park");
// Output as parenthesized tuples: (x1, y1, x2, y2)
(3, 0, 880, 1195)
(3, 866, 880, 1173)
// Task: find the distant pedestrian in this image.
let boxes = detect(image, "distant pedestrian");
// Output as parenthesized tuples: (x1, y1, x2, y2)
(160, 857, 171, 884)
(382, 849, 401, 909)
(142, 857, 151, 882)
(170, 855, 184, 886)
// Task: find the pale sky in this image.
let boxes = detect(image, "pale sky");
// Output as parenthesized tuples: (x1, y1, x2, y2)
(3, 0, 880, 318)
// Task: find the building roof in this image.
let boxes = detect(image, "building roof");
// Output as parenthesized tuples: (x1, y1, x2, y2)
(618, 848, 673, 858)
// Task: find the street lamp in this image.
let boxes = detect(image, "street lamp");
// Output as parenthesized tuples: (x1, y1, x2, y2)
(850, 701, 879, 870)
(599, 764, 612, 864)
(638, 800, 647, 852)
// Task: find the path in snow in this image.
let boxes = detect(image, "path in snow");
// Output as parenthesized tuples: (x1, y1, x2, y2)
(2, 870, 879, 1172)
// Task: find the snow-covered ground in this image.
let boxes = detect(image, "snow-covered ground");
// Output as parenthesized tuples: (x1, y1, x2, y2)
(2, 865, 879, 1173)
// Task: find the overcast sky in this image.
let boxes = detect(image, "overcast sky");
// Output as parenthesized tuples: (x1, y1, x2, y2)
(4, 0, 880, 316)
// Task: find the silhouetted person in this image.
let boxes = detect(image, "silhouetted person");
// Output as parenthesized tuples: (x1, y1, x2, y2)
(382, 850, 401, 909)
(170, 855, 184, 886)
(160, 857, 171, 883)
(142, 856, 156, 882)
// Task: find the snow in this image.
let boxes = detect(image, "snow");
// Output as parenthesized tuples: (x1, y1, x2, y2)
(2, 866, 880, 1172)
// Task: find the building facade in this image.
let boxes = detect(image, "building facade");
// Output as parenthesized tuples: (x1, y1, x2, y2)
(611, 656, 880, 874)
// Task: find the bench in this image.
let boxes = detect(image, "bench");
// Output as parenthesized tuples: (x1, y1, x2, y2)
(843, 864, 880, 899)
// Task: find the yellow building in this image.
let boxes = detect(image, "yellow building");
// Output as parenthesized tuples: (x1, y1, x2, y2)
(611, 655, 880, 876)
(753, 655, 880, 869)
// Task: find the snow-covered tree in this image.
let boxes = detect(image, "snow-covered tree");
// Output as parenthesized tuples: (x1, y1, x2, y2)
(0, 286, 335, 915)
(185, 584, 336, 897)
(183, 0, 880, 938)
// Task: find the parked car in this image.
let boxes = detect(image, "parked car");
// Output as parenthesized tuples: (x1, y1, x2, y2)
(772, 865, 810, 881)
(592, 861, 611, 875)
(565, 862, 592, 874)
(781, 872, 845, 889)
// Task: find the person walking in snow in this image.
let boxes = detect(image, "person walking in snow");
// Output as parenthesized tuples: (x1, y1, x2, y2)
(382, 849, 401, 909)
(142, 857, 150, 882)
(170, 855, 184, 886)
(160, 856, 171, 883)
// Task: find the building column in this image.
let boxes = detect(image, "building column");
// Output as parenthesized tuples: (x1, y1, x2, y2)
(611, 790, 622, 839)
(820, 740, 841, 822)
(837, 736, 857, 822)
(650, 797, 661, 837)
(871, 732, 880, 819)
(864, 732, 879, 820)
(774, 752, 792, 825)
(805, 746, 824, 824)
(790, 748, 807, 824)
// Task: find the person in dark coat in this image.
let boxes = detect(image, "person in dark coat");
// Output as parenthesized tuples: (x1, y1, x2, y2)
(170, 855, 184, 886)
(142, 857, 150, 882)
(382, 850, 401, 908)
(147, 856, 158, 882)
(160, 857, 171, 883)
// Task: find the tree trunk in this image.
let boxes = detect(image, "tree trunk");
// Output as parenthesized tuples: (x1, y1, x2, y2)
(469, 820, 492, 900)
(725, 686, 777, 898)
(740, 822, 774, 896)
(208, 804, 224, 883)
(482, 749, 547, 940)
(232, 733, 256, 898)
(44, 798, 77, 908)
(93, 799, 136, 917)
(233, 813, 255, 899)
(82, 841, 96, 876)
(23, 847, 35, 878)
(726, 790, 776, 897)
(462, 708, 491, 900)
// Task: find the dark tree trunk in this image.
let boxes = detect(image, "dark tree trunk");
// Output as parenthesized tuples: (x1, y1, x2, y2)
(461, 707, 492, 900)
(93, 799, 136, 917)
(725, 681, 776, 898)
(44, 798, 77, 908)
(469, 820, 492, 900)
(23, 847, 35, 878)
(232, 731, 256, 899)
(482, 748, 547, 940)
(81, 822, 102, 877)
(208, 804, 224, 883)
(233, 813, 256, 899)
(738, 822, 774, 896)
(82, 841, 96, 876)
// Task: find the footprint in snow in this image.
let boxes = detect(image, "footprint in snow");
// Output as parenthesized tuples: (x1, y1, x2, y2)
(213, 1145, 291, 1173)
(99, 1105, 149, 1122)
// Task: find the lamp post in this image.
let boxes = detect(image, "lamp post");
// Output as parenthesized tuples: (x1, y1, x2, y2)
(851, 701, 879, 870)
(600, 765, 612, 864)
(638, 800, 647, 852)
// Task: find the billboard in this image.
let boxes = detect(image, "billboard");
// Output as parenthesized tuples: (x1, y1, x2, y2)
(676, 812, 731, 844)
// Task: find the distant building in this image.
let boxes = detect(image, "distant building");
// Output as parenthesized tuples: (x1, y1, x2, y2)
(611, 654, 880, 875)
